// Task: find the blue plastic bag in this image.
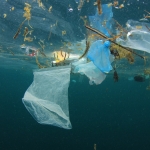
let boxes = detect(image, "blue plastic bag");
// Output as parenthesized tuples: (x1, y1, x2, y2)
(89, 4, 113, 37)
(87, 40, 113, 73)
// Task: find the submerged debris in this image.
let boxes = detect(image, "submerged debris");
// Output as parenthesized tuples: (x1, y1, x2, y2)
(97, 0, 102, 15)
(77, 0, 85, 10)
(35, 56, 47, 69)
(113, 66, 119, 82)
(13, 19, 27, 39)
(110, 49, 120, 59)
(85, 25, 145, 60)
(144, 69, 150, 75)
(134, 75, 145, 82)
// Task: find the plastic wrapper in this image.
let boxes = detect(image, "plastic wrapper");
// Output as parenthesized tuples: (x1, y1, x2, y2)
(117, 20, 150, 53)
(22, 66, 72, 129)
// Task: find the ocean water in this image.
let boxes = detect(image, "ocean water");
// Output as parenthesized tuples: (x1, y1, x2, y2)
(1, 68, 150, 150)
(1, 0, 150, 150)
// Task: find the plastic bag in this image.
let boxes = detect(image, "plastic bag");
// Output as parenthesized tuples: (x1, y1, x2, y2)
(87, 40, 113, 73)
(72, 60, 106, 85)
(89, 4, 113, 37)
(22, 66, 72, 129)
(116, 20, 150, 53)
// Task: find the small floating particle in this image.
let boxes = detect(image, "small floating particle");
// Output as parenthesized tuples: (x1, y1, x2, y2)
(12, 7, 15, 11)
(72, 80, 76, 83)
(48, 6, 52, 12)
(3, 14, 7, 18)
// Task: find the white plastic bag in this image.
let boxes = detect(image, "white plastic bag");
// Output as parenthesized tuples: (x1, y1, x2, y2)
(22, 66, 72, 129)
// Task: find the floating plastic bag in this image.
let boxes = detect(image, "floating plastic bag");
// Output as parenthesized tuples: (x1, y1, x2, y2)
(72, 60, 106, 85)
(87, 40, 113, 73)
(89, 4, 113, 37)
(116, 20, 150, 53)
(22, 66, 72, 129)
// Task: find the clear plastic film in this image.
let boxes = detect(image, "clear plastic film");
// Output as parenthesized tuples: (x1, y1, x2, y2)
(89, 4, 113, 37)
(22, 66, 72, 129)
(117, 20, 150, 53)
(72, 60, 106, 85)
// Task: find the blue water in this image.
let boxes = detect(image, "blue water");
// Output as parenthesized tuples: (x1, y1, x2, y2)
(1, 68, 150, 150)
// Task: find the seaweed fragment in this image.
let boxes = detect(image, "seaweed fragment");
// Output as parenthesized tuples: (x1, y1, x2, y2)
(97, 0, 102, 15)
(13, 19, 27, 39)
(145, 25, 150, 31)
(79, 40, 90, 59)
(110, 44, 134, 63)
(35, 56, 47, 69)
(77, 0, 85, 10)
(13, 3, 33, 39)
(113, 66, 119, 82)
(38, 41, 45, 52)
(126, 52, 134, 64)
(7, 47, 15, 55)
(113, 18, 128, 33)
(23, 27, 28, 37)
(38, 49, 46, 57)
(24, 36, 33, 42)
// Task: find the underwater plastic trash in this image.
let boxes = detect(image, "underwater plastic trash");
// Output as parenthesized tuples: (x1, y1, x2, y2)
(72, 60, 106, 85)
(21, 46, 38, 57)
(128, 74, 149, 82)
(22, 66, 72, 129)
(89, 4, 113, 37)
(87, 40, 113, 73)
(116, 20, 150, 53)
(134, 75, 145, 82)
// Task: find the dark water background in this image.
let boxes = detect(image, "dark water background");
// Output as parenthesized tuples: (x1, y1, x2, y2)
(1, 68, 150, 150)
